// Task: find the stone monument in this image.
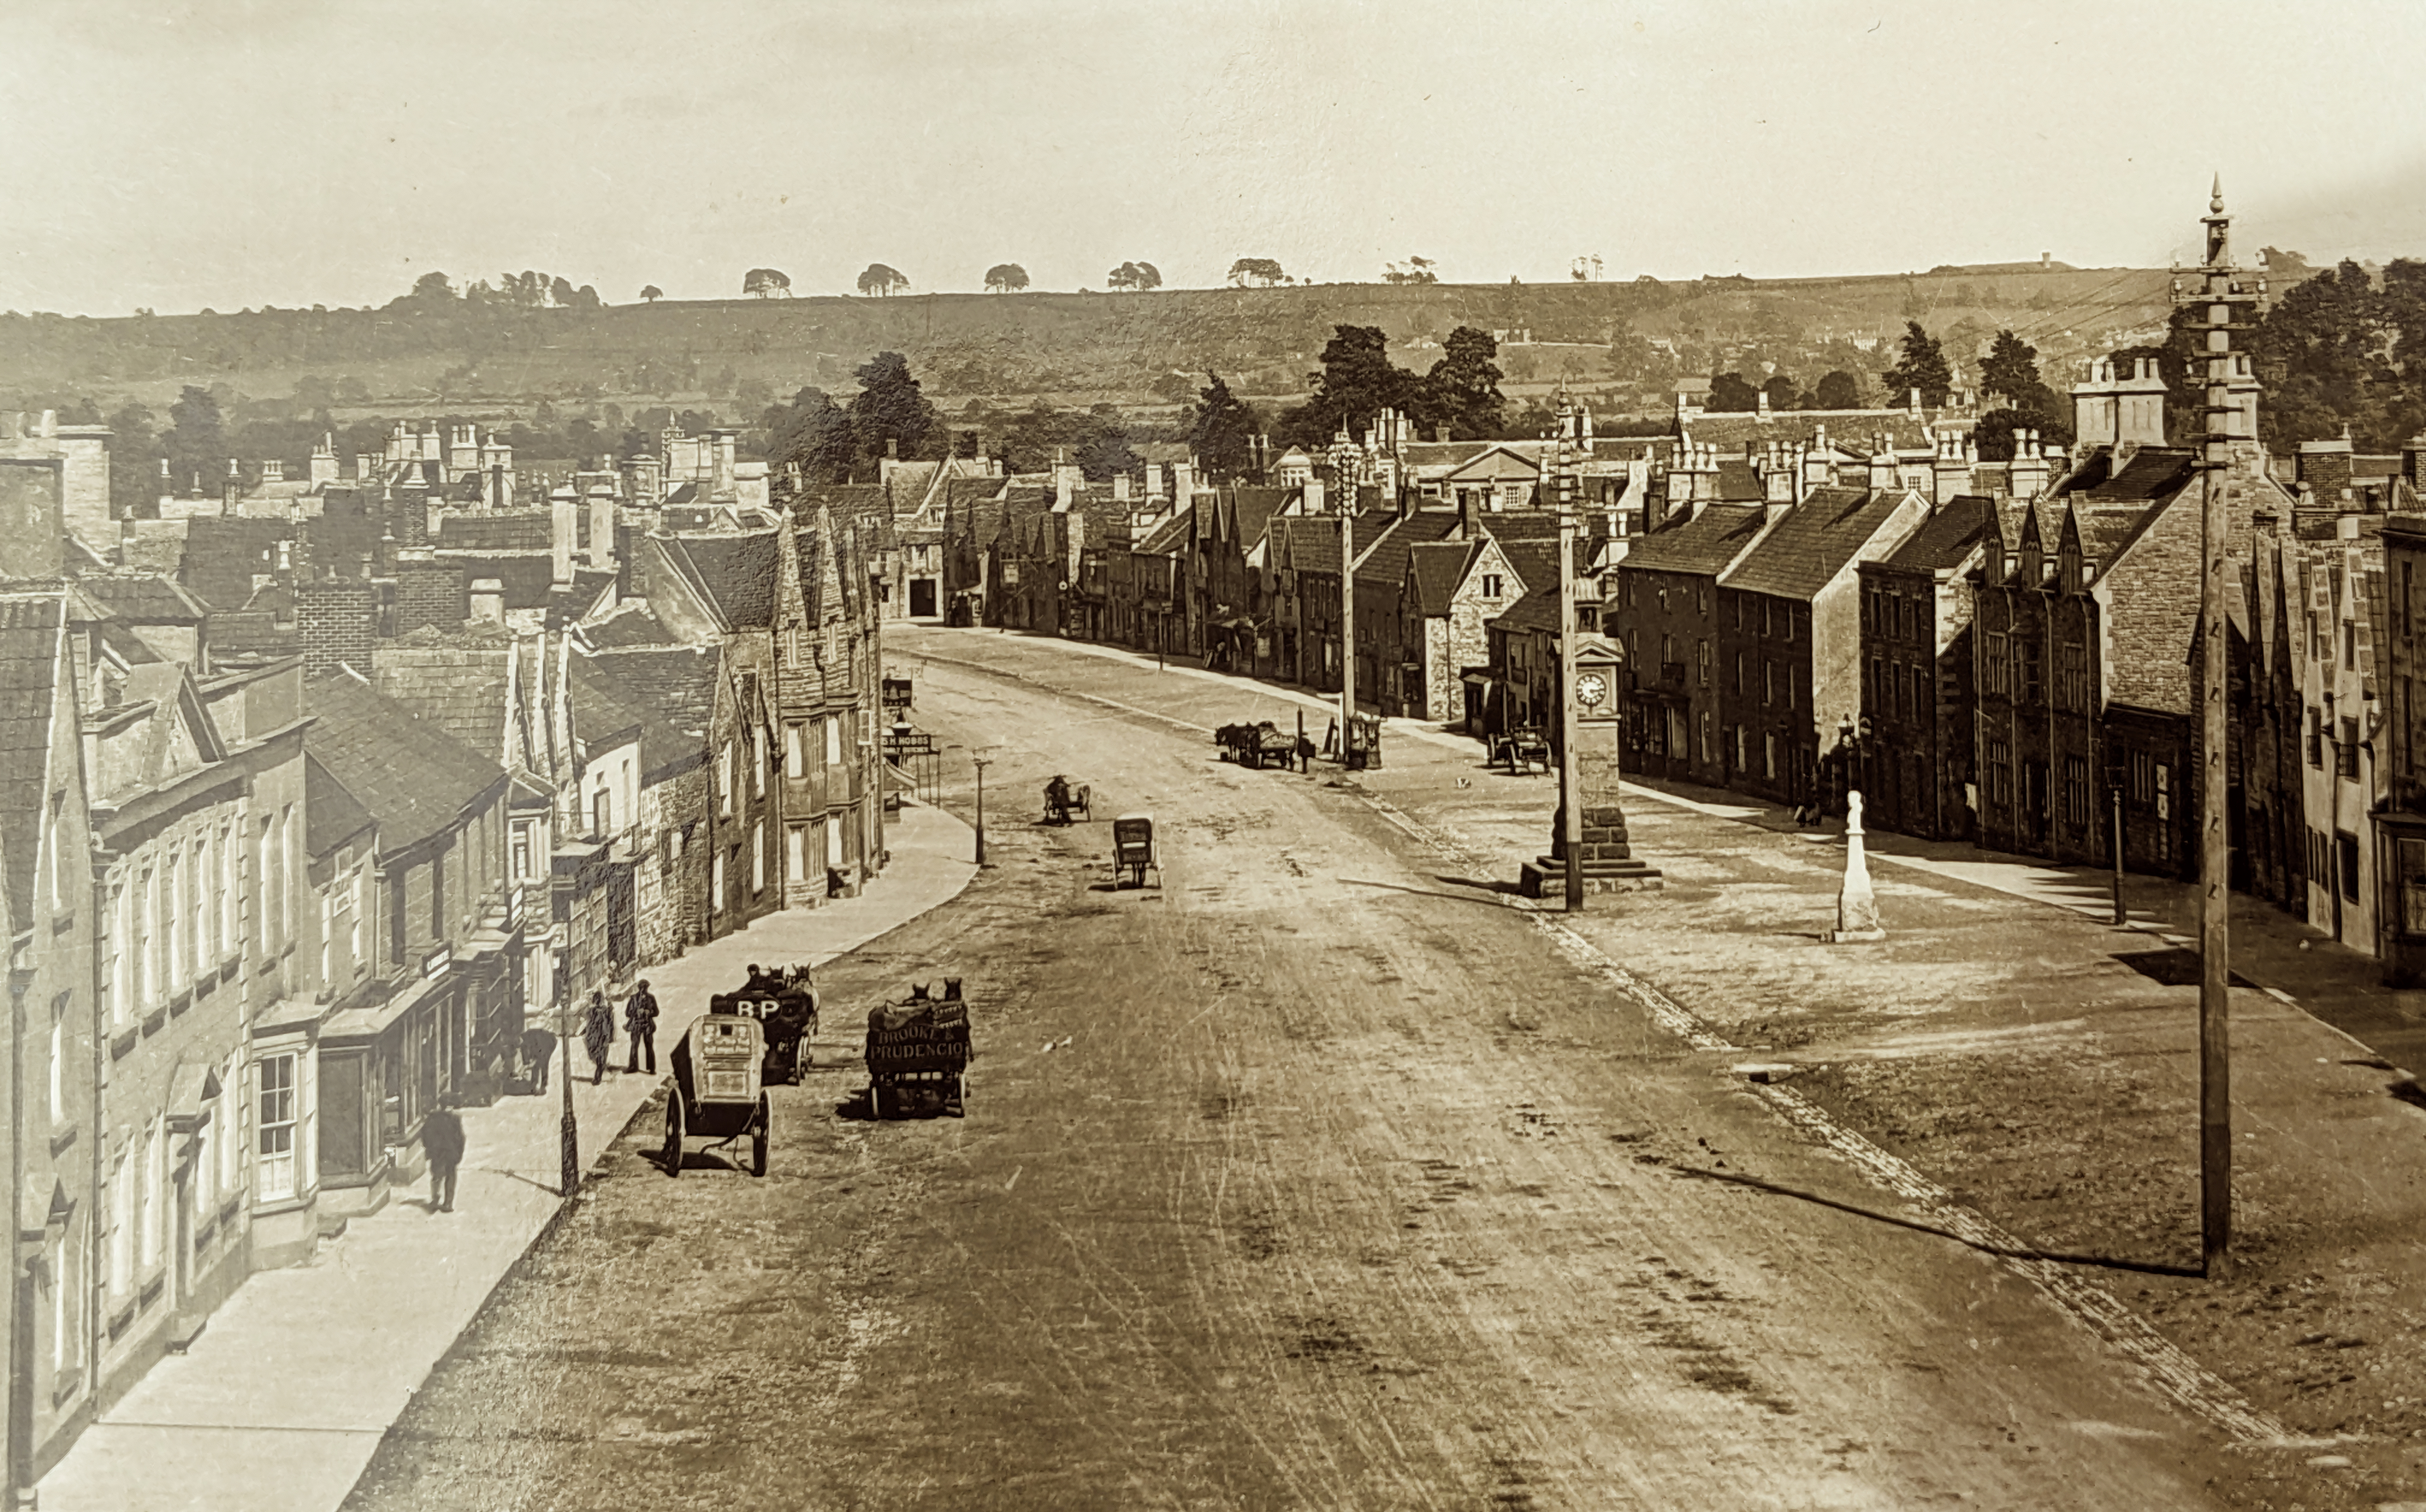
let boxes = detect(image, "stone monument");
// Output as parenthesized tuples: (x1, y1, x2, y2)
(1520, 633, 1662, 896)
(1824, 789, 1886, 943)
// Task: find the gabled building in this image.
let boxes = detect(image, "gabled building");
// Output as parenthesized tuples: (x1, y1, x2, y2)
(1611, 503, 1775, 784)
(1716, 483, 1931, 806)
(1856, 495, 1997, 838)
(303, 668, 523, 1195)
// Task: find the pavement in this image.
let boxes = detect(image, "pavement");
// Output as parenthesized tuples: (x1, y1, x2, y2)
(37, 800, 978, 1512)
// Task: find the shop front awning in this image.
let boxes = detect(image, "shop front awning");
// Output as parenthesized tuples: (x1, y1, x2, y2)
(322, 971, 449, 1046)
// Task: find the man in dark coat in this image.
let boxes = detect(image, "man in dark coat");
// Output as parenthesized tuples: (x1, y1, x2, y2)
(583, 991, 615, 1084)
(624, 979, 660, 1073)
(422, 1100, 466, 1213)
(521, 1023, 557, 1093)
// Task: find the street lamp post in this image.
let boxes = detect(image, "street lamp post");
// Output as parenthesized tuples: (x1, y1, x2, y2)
(558, 950, 579, 1197)
(2110, 782, 2128, 927)
(972, 752, 992, 866)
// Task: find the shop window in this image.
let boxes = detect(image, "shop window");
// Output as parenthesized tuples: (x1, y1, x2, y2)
(2400, 838, 2426, 937)
(257, 1054, 297, 1202)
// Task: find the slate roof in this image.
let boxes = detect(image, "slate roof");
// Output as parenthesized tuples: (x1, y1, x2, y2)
(571, 654, 703, 780)
(1492, 583, 1563, 636)
(1620, 504, 1773, 579)
(369, 626, 514, 764)
(1881, 495, 1996, 572)
(1495, 538, 1561, 599)
(1678, 410, 1964, 452)
(78, 574, 209, 624)
(660, 531, 779, 629)
(2054, 444, 2198, 503)
(435, 510, 552, 552)
(1356, 509, 1462, 588)
(583, 644, 720, 737)
(1408, 539, 1483, 616)
(1228, 486, 1291, 553)
(304, 752, 376, 861)
(1722, 486, 1914, 602)
(1272, 512, 1394, 577)
(1133, 508, 1194, 559)
(179, 517, 292, 611)
(304, 670, 505, 855)
(0, 593, 62, 931)
(581, 602, 678, 650)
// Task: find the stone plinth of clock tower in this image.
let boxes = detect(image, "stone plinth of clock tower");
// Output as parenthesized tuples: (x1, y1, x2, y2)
(1520, 633, 1663, 896)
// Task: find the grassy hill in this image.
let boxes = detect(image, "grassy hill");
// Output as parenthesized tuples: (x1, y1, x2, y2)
(0, 264, 2177, 427)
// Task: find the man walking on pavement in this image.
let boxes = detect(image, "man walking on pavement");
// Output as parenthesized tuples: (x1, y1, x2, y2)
(421, 1098, 466, 1213)
(583, 990, 615, 1085)
(522, 1021, 556, 1094)
(624, 979, 660, 1074)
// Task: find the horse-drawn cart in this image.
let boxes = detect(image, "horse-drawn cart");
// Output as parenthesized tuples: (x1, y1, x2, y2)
(866, 982, 970, 1119)
(1044, 775, 1093, 825)
(1111, 812, 1161, 889)
(1215, 722, 1300, 769)
(662, 1013, 771, 1177)
(708, 963, 819, 1084)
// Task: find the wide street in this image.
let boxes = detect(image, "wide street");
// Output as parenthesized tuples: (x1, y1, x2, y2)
(340, 627, 2274, 1511)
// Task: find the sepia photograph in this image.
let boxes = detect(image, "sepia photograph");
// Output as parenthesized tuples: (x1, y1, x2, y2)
(4, 1, 2426, 1506)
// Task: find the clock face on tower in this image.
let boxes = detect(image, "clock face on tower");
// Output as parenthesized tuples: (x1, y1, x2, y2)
(1574, 670, 1608, 710)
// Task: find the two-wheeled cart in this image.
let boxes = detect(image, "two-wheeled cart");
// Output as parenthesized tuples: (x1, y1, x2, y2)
(662, 1014, 771, 1177)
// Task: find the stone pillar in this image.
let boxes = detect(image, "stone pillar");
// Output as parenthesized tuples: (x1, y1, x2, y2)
(1520, 638, 1661, 895)
(1825, 790, 1886, 942)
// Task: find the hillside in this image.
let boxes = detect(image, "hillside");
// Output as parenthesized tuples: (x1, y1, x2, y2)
(0, 264, 2176, 426)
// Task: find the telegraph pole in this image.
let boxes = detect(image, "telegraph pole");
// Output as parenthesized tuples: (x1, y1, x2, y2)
(2176, 175, 2261, 1279)
(1333, 434, 1363, 761)
(1556, 433, 1584, 912)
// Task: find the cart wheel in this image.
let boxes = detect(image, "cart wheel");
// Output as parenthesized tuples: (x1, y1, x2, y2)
(948, 1072, 967, 1117)
(870, 1081, 890, 1120)
(662, 1094, 685, 1176)
(751, 1095, 770, 1178)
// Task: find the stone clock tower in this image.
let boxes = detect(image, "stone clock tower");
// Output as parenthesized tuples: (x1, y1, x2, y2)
(1522, 633, 1662, 896)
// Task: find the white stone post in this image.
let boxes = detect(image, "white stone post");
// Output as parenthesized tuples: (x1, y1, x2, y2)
(1826, 790, 1886, 943)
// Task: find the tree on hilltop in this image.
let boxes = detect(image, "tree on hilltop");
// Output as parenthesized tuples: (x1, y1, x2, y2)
(743, 268, 792, 298)
(640, 284, 664, 303)
(1108, 261, 1162, 291)
(1228, 257, 1286, 288)
(984, 264, 1030, 292)
(1383, 256, 1438, 286)
(857, 264, 909, 297)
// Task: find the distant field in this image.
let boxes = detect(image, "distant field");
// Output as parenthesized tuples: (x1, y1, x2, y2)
(0, 266, 2175, 421)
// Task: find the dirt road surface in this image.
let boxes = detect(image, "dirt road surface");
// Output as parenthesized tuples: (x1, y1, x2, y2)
(342, 632, 2248, 1512)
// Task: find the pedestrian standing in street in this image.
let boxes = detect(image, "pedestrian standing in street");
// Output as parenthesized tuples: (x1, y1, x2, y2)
(583, 990, 615, 1084)
(522, 1022, 556, 1094)
(624, 979, 659, 1074)
(422, 1099, 466, 1213)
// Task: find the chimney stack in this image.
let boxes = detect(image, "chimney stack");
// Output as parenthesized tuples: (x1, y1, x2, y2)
(469, 577, 505, 625)
(550, 486, 577, 586)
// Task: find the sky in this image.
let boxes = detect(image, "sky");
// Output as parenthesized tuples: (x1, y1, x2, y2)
(2, 0, 2422, 317)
